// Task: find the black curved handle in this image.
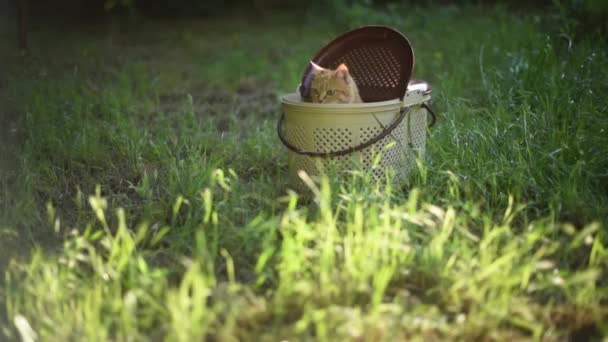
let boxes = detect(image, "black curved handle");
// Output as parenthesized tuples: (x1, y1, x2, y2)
(278, 103, 437, 158)
(422, 103, 437, 128)
(277, 106, 411, 158)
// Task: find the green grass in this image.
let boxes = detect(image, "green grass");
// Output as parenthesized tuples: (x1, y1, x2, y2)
(1, 4, 608, 341)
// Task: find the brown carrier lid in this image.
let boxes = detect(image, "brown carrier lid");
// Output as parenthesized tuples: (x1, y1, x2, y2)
(300, 25, 415, 102)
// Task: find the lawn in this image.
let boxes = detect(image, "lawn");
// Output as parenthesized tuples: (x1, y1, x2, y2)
(1, 3, 607, 341)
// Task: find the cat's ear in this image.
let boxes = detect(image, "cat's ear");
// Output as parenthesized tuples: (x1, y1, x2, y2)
(336, 63, 350, 82)
(310, 61, 324, 74)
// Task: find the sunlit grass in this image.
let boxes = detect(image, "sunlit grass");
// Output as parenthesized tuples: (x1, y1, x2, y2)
(1, 4, 607, 341)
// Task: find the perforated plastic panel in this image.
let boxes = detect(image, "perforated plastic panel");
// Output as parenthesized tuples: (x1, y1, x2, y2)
(326, 44, 404, 103)
(286, 105, 428, 192)
(313, 127, 353, 153)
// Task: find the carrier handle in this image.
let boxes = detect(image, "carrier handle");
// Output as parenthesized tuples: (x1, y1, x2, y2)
(422, 103, 437, 128)
(277, 103, 436, 158)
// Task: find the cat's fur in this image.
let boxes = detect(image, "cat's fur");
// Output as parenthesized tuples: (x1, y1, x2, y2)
(301, 62, 362, 104)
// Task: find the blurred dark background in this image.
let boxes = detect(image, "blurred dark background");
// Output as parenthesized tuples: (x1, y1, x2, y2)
(6, 0, 608, 50)
(9, 0, 608, 14)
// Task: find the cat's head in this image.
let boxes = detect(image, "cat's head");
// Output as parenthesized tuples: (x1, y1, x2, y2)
(300, 62, 358, 103)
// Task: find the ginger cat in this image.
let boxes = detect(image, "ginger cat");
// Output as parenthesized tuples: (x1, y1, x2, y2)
(303, 62, 363, 104)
